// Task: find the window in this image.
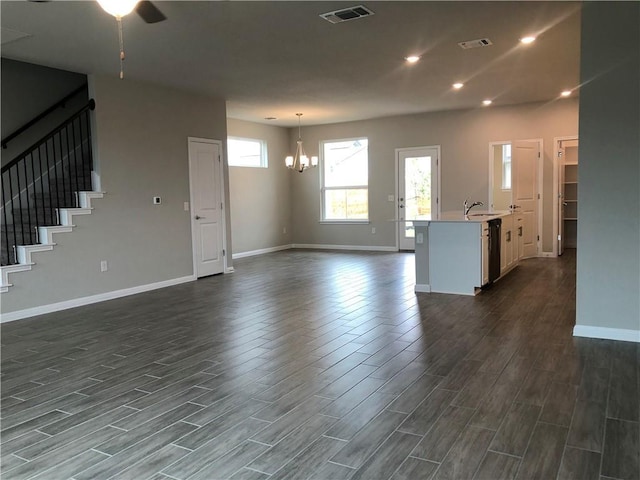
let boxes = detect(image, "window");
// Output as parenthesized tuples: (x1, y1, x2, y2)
(227, 137, 267, 168)
(321, 138, 368, 221)
(502, 144, 512, 190)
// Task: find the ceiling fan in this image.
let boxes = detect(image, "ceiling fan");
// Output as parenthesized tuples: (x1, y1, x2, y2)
(102, 0, 167, 24)
(28, 0, 166, 23)
(29, 0, 167, 78)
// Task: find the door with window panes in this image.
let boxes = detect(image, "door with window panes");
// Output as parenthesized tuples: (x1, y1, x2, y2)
(397, 146, 439, 250)
(322, 138, 368, 221)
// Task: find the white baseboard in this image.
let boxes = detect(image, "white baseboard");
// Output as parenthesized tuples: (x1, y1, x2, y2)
(415, 284, 431, 293)
(0, 275, 196, 323)
(292, 243, 397, 252)
(232, 244, 292, 259)
(573, 325, 640, 343)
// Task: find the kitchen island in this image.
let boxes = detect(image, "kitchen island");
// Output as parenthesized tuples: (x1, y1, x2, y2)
(413, 211, 523, 295)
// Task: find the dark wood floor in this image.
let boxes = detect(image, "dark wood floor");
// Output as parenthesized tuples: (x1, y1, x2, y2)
(1, 249, 638, 480)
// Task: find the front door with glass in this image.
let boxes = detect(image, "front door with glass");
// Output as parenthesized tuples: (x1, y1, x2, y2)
(397, 146, 439, 251)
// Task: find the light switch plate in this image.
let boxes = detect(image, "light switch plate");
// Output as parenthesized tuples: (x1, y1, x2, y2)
(388, 195, 395, 202)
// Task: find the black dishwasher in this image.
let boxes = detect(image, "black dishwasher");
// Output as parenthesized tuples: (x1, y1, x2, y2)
(488, 218, 501, 283)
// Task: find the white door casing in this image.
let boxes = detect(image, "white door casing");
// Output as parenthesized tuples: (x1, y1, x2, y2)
(555, 137, 579, 256)
(512, 140, 539, 258)
(558, 142, 566, 256)
(396, 146, 440, 251)
(188, 138, 225, 278)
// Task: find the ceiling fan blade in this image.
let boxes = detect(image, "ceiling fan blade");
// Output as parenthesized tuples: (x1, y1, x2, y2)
(135, 1, 167, 23)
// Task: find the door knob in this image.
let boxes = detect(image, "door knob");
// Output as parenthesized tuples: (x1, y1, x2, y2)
(195, 215, 206, 220)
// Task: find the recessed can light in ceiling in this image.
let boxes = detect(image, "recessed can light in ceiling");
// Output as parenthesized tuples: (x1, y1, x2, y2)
(452, 83, 464, 89)
(405, 55, 421, 64)
(482, 99, 492, 106)
(520, 36, 536, 44)
(560, 90, 572, 97)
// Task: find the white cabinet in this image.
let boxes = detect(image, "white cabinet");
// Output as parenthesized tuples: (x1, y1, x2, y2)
(515, 214, 525, 261)
(500, 214, 512, 275)
(500, 213, 519, 276)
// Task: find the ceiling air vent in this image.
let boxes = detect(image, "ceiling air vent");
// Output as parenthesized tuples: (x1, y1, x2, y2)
(320, 5, 374, 24)
(458, 38, 493, 49)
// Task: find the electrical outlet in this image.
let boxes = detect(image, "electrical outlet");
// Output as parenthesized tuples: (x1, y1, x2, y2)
(153, 196, 161, 205)
(100, 260, 108, 272)
(388, 195, 395, 202)
(416, 233, 424, 244)
(371, 227, 376, 234)
(283, 227, 287, 234)
(184, 202, 190, 211)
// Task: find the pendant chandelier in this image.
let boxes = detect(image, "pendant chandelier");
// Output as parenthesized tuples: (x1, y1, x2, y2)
(285, 113, 318, 173)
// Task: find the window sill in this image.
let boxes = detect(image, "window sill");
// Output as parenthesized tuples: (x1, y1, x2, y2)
(319, 220, 370, 225)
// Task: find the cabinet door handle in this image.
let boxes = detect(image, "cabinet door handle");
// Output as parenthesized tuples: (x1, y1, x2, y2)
(507, 231, 511, 242)
(518, 226, 523, 237)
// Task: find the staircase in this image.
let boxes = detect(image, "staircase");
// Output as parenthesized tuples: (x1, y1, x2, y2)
(1, 97, 103, 292)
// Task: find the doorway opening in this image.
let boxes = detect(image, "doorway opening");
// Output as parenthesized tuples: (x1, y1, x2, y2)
(555, 137, 579, 256)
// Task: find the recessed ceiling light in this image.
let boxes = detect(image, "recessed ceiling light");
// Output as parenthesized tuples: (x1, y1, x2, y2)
(452, 83, 464, 90)
(560, 90, 572, 97)
(520, 36, 536, 45)
(482, 99, 492, 106)
(405, 55, 421, 64)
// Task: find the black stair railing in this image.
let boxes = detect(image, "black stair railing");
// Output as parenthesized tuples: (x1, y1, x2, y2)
(1, 99, 96, 266)
(2, 84, 87, 150)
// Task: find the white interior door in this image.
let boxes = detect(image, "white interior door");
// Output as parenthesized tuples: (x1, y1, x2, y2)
(512, 140, 539, 258)
(397, 146, 439, 251)
(188, 138, 225, 277)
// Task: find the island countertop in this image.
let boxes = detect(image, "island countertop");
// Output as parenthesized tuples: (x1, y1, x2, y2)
(412, 210, 513, 224)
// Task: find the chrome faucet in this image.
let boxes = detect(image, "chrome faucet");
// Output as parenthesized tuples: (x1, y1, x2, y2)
(464, 199, 484, 215)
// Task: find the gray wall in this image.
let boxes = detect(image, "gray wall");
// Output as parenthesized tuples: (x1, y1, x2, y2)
(1, 74, 230, 314)
(226, 119, 291, 255)
(576, 2, 640, 333)
(291, 100, 578, 251)
(1, 59, 88, 164)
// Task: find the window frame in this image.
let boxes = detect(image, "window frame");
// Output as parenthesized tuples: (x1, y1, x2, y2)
(227, 136, 268, 168)
(501, 143, 512, 190)
(319, 137, 370, 223)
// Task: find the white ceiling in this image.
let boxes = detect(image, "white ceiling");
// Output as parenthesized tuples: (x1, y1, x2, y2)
(1, 1, 582, 127)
